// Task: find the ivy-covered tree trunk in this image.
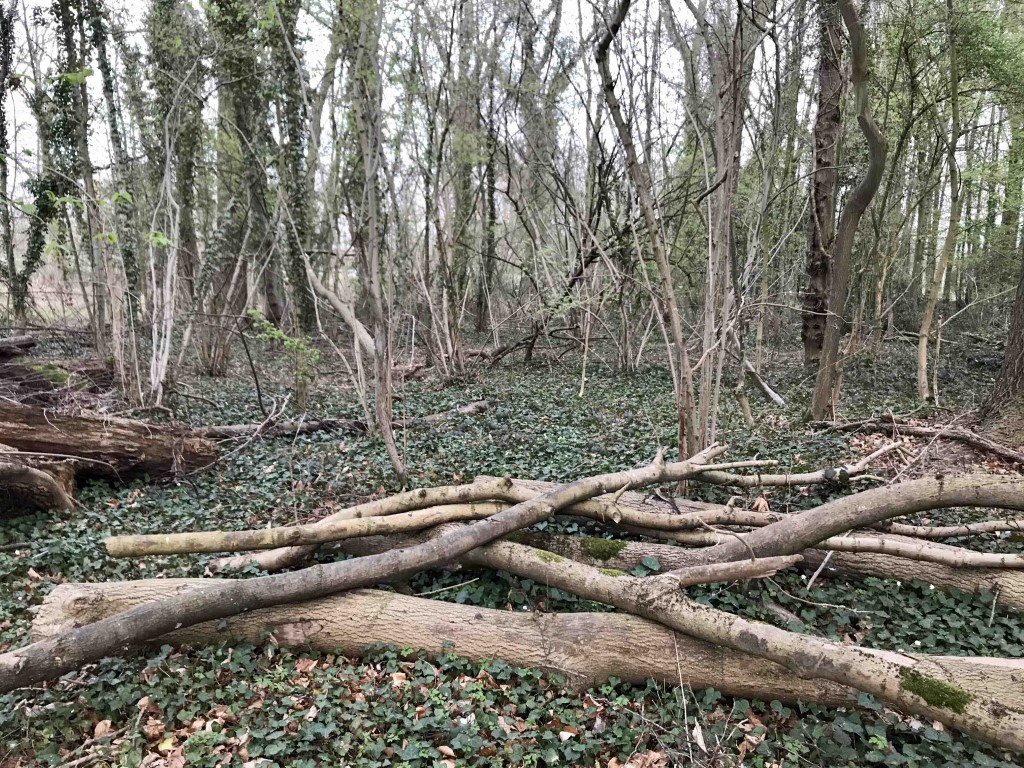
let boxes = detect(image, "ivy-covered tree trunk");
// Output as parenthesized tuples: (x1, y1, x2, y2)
(85, 0, 140, 319)
(0, 3, 14, 319)
(272, 0, 316, 333)
(56, 0, 109, 356)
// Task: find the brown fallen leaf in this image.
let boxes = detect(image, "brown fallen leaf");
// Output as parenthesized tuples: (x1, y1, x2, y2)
(94, 719, 113, 738)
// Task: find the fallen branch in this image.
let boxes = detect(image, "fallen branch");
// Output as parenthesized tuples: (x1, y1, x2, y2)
(0, 447, 726, 693)
(743, 359, 786, 406)
(510, 533, 1024, 612)
(830, 418, 1024, 466)
(195, 417, 368, 439)
(655, 474, 1024, 570)
(109, 463, 780, 558)
(461, 538, 1024, 750)
(691, 440, 901, 487)
(195, 401, 490, 440)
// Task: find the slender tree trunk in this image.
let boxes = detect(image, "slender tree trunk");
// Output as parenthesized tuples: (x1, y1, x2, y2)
(346, 0, 407, 482)
(809, 0, 887, 419)
(596, 0, 698, 457)
(0, 3, 14, 320)
(917, 0, 961, 401)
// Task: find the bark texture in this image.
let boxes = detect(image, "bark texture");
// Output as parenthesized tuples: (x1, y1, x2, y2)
(981, 259, 1024, 445)
(0, 403, 217, 480)
(809, 0, 886, 418)
(802, 0, 843, 367)
(32, 580, 855, 706)
(0, 450, 724, 692)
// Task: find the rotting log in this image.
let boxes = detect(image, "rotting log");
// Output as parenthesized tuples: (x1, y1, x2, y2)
(0, 335, 37, 359)
(0, 403, 217, 480)
(0, 461, 75, 517)
(31, 581, 855, 706)
(195, 416, 368, 440)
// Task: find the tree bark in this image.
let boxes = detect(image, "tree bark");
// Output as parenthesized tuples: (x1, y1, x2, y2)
(511, 532, 1024, 613)
(802, 0, 843, 367)
(32, 581, 856, 706)
(0, 335, 37, 359)
(0, 449, 724, 693)
(0, 403, 216, 480)
(0, 455, 75, 516)
(809, 0, 886, 419)
(916, 0, 962, 402)
(597, 0, 698, 457)
(980, 258, 1024, 445)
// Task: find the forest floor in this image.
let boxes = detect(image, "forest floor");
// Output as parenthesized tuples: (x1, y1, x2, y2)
(1, 333, 1022, 768)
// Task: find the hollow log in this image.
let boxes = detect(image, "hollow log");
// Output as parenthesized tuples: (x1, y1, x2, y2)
(0, 403, 217, 480)
(31, 580, 855, 706)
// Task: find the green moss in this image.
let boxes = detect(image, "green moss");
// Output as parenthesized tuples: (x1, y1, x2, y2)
(536, 550, 563, 563)
(581, 537, 627, 562)
(599, 568, 627, 577)
(28, 363, 69, 386)
(900, 668, 972, 714)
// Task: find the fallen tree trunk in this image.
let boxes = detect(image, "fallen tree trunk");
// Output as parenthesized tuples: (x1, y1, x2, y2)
(196, 416, 368, 439)
(0, 448, 728, 693)
(207, 476, 727, 572)
(465, 538, 1024, 751)
(0, 403, 217, 480)
(0, 335, 37, 359)
(30, 581, 855, 706)
(0, 460, 75, 517)
(330, 527, 1024, 749)
(653, 474, 1024, 571)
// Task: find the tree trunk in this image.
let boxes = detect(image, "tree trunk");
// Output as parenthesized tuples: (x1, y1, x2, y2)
(597, 0, 698, 457)
(980, 259, 1024, 445)
(809, 0, 886, 419)
(917, 0, 962, 402)
(802, 0, 843, 367)
(0, 403, 216, 480)
(32, 581, 855, 706)
(0, 448, 75, 517)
